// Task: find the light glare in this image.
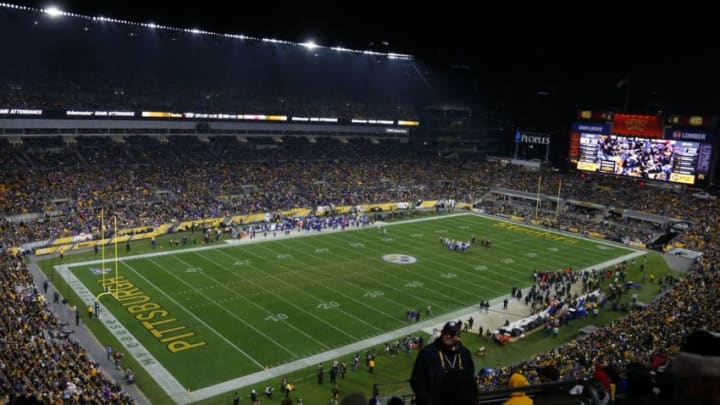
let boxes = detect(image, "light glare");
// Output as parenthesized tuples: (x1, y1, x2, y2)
(44, 6, 62, 17)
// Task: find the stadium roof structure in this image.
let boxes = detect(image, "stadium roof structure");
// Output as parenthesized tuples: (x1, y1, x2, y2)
(7, 1, 720, 126)
(0, 2, 414, 60)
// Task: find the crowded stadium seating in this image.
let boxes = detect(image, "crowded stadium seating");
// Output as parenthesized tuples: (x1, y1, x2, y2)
(2, 5, 719, 404)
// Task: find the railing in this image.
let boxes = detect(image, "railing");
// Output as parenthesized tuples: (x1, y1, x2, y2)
(371, 379, 609, 405)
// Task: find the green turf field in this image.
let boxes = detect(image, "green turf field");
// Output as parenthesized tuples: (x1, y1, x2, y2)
(53, 213, 640, 402)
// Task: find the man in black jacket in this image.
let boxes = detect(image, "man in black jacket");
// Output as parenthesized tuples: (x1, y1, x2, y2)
(410, 321, 476, 405)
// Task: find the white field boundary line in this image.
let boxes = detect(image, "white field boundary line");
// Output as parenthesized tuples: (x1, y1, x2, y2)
(420, 248, 648, 335)
(53, 264, 192, 404)
(58, 212, 646, 402)
(471, 211, 642, 250)
(64, 213, 468, 269)
(65, 212, 638, 271)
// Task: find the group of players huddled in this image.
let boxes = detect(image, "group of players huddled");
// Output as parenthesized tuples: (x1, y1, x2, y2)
(440, 237, 471, 252)
(439, 235, 491, 253)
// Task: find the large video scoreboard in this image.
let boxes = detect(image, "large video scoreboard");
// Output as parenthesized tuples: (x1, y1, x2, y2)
(576, 134, 709, 184)
(569, 116, 714, 185)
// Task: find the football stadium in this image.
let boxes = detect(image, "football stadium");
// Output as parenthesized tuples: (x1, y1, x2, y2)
(1, 4, 719, 405)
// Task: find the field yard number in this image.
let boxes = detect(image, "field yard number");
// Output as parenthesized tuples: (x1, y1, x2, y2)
(317, 301, 340, 310)
(382, 238, 395, 243)
(547, 247, 559, 252)
(458, 225, 469, 230)
(315, 248, 329, 253)
(525, 252, 538, 258)
(409, 233, 423, 238)
(234, 260, 251, 266)
(500, 258, 515, 264)
(363, 290, 384, 298)
(265, 313, 288, 322)
(186, 267, 202, 273)
(277, 254, 292, 259)
(350, 242, 365, 247)
(405, 281, 423, 288)
(474, 265, 488, 271)
(441, 273, 457, 279)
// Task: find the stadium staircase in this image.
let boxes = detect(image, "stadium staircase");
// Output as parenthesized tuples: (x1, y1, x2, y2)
(21, 149, 37, 169)
(472, 190, 495, 207)
(72, 147, 89, 167)
(123, 147, 139, 164)
(647, 231, 678, 250)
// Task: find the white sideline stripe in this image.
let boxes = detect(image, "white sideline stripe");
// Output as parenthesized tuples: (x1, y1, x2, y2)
(53, 265, 191, 404)
(186, 300, 507, 402)
(61, 212, 647, 402)
(65, 213, 469, 268)
(419, 249, 647, 336)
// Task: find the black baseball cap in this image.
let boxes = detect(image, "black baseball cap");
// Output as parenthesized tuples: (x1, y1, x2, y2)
(442, 321, 460, 335)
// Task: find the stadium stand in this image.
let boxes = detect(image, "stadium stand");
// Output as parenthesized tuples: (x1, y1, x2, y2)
(2, 4, 720, 404)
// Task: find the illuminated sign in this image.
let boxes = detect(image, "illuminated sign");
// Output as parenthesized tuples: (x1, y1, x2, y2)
(698, 144, 713, 173)
(665, 129, 713, 142)
(612, 114, 664, 138)
(570, 122, 611, 134)
(520, 133, 550, 145)
(689, 116, 703, 126)
(0, 108, 43, 115)
(142, 111, 182, 118)
(67, 110, 135, 117)
(576, 133, 708, 185)
(397, 120, 420, 126)
(351, 119, 394, 125)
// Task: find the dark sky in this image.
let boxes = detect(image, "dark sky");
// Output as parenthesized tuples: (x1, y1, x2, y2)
(11, 1, 720, 120)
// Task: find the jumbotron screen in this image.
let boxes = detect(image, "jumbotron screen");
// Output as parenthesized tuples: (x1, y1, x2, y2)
(576, 133, 709, 185)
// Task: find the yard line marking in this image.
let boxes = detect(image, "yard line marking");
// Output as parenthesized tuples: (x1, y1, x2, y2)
(57, 212, 646, 403)
(319, 231, 505, 296)
(189, 251, 343, 345)
(147, 258, 299, 358)
(211, 248, 384, 335)
(290, 233, 498, 308)
(245, 242, 407, 322)
(123, 260, 268, 367)
(64, 214, 471, 269)
(351, 217, 621, 283)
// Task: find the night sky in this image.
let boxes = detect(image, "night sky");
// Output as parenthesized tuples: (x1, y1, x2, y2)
(9, 1, 720, 123)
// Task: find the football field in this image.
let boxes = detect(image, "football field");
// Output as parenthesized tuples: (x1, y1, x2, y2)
(55, 213, 637, 403)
